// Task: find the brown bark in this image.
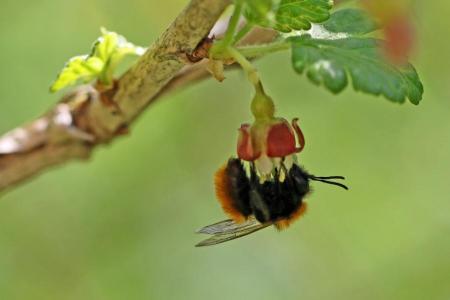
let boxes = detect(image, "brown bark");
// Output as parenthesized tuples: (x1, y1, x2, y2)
(0, 0, 277, 193)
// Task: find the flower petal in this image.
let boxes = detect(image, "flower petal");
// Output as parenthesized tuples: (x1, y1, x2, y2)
(237, 124, 260, 161)
(266, 120, 297, 158)
(292, 118, 305, 153)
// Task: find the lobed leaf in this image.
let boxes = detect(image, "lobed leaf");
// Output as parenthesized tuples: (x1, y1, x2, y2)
(243, 0, 333, 32)
(289, 9, 423, 104)
(274, 0, 333, 32)
(50, 28, 145, 93)
(323, 8, 378, 35)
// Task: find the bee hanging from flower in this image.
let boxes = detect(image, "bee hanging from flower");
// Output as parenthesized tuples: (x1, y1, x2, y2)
(195, 78, 348, 247)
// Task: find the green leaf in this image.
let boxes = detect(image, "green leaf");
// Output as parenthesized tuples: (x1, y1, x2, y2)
(274, 0, 333, 32)
(323, 8, 378, 35)
(49, 56, 104, 93)
(243, 0, 333, 32)
(50, 28, 145, 93)
(243, 0, 274, 27)
(289, 9, 424, 104)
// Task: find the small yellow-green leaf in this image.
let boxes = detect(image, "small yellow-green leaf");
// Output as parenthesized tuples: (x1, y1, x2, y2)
(50, 28, 145, 93)
(95, 28, 120, 62)
(50, 56, 104, 93)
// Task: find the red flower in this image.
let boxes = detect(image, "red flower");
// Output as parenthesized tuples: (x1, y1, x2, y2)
(267, 118, 305, 157)
(237, 124, 260, 161)
(237, 118, 304, 162)
(236, 116, 305, 175)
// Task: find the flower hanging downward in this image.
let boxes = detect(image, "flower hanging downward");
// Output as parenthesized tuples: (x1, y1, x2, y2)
(196, 84, 348, 247)
(237, 83, 305, 175)
(237, 117, 305, 175)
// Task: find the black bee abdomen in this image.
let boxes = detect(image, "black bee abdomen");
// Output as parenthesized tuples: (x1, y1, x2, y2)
(222, 159, 312, 224)
(248, 164, 311, 224)
(225, 159, 252, 217)
(217, 158, 345, 227)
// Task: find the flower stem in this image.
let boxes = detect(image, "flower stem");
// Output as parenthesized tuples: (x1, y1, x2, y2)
(225, 46, 275, 120)
(236, 41, 291, 58)
(226, 46, 260, 87)
(218, 1, 243, 51)
(232, 22, 253, 44)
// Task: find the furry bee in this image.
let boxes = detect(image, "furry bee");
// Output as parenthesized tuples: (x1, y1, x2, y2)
(196, 158, 348, 247)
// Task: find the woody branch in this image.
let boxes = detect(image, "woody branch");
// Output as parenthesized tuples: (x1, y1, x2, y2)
(0, 0, 276, 193)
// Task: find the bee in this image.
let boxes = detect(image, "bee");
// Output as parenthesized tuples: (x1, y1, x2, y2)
(196, 158, 348, 247)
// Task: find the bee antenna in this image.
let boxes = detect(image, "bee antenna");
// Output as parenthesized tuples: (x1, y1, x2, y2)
(309, 176, 349, 190)
(312, 176, 345, 180)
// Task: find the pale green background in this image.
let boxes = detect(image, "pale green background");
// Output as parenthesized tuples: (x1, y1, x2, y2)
(0, 1, 449, 299)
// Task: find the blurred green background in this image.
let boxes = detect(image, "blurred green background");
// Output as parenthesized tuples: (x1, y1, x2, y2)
(0, 1, 449, 299)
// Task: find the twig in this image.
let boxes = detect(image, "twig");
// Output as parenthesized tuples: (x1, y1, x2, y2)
(0, 0, 278, 194)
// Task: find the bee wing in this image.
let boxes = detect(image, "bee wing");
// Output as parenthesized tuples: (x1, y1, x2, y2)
(195, 217, 271, 247)
(196, 217, 259, 235)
